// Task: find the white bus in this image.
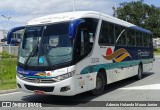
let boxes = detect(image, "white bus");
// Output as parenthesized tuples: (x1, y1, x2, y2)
(8, 11, 154, 96)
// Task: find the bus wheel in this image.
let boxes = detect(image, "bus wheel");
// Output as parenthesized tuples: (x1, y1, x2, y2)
(136, 64, 143, 80)
(91, 73, 105, 95)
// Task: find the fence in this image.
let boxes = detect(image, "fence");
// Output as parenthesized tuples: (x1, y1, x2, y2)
(0, 46, 19, 56)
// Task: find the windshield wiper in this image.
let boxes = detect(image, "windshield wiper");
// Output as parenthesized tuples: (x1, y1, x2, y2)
(24, 42, 39, 70)
(43, 44, 53, 69)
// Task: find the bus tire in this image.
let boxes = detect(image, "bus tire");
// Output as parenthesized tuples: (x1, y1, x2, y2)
(91, 72, 105, 95)
(136, 64, 143, 80)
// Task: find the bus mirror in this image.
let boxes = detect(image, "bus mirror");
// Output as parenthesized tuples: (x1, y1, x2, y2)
(7, 26, 25, 44)
(69, 19, 85, 39)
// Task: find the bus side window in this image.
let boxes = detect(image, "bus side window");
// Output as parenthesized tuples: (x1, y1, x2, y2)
(140, 32, 144, 46)
(80, 29, 88, 56)
(136, 31, 141, 46)
(76, 27, 90, 58)
(127, 29, 136, 46)
(149, 34, 153, 47)
(143, 33, 148, 46)
(99, 21, 114, 45)
(115, 25, 126, 46)
(75, 18, 98, 62)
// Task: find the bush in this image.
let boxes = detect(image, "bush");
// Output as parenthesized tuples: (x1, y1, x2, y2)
(153, 48, 158, 51)
(0, 51, 16, 58)
(154, 48, 160, 55)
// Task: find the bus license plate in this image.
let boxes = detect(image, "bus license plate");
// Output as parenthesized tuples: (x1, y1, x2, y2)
(34, 90, 44, 94)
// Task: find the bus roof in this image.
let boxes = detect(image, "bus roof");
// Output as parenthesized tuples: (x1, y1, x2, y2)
(27, 11, 151, 34)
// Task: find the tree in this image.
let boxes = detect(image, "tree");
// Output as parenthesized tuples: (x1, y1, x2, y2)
(115, 0, 160, 38)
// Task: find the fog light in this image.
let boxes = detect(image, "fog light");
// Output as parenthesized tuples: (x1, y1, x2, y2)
(17, 83, 21, 88)
(60, 86, 70, 92)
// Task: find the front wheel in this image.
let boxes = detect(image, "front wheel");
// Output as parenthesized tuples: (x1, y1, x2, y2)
(91, 73, 105, 95)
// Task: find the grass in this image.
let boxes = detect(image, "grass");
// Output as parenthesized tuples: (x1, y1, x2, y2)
(0, 58, 17, 90)
(0, 79, 16, 90)
(154, 48, 160, 55)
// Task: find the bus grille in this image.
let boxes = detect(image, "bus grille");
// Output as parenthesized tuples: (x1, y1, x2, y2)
(24, 85, 54, 92)
(21, 76, 57, 83)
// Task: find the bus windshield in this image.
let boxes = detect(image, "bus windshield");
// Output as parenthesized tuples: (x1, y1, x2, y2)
(18, 22, 73, 68)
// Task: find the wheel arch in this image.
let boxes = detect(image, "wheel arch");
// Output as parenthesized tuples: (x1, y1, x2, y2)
(139, 62, 143, 71)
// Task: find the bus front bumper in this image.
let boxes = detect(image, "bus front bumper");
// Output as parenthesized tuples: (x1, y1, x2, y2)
(16, 75, 76, 96)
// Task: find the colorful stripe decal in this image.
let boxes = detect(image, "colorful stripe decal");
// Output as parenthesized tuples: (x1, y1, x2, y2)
(80, 59, 153, 74)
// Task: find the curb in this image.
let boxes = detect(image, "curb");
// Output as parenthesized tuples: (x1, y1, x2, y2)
(0, 89, 20, 95)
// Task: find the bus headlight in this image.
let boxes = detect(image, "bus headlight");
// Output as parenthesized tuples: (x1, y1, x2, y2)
(17, 73, 24, 79)
(55, 70, 75, 81)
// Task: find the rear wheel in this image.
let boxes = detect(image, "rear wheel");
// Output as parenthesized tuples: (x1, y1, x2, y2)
(136, 64, 143, 80)
(91, 73, 105, 95)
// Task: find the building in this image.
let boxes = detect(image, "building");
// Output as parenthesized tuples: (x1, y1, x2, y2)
(11, 30, 23, 46)
(153, 38, 160, 49)
(0, 30, 7, 43)
(0, 29, 23, 55)
(0, 29, 23, 46)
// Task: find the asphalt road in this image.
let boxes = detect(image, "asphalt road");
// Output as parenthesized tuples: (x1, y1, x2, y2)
(0, 56, 160, 110)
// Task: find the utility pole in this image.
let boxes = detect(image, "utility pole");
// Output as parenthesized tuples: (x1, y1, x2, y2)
(73, 0, 76, 12)
(114, 0, 117, 17)
(2, 14, 12, 55)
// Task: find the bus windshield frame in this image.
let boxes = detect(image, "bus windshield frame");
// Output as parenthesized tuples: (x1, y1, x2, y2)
(18, 22, 73, 70)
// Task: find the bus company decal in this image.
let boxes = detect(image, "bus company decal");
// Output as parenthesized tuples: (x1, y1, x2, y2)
(17, 69, 29, 75)
(138, 50, 150, 57)
(17, 67, 53, 78)
(102, 47, 131, 62)
(35, 72, 51, 77)
(34, 71, 51, 77)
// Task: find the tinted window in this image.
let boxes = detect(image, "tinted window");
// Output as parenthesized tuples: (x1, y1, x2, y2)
(75, 18, 98, 61)
(149, 34, 153, 46)
(115, 25, 126, 45)
(143, 33, 148, 46)
(84, 18, 98, 43)
(136, 31, 143, 46)
(127, 29, 135, 46)
(99, 21, 114, 45)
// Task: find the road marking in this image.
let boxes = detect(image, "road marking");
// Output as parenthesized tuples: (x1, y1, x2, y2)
(0, 91, 21, 97)
(119, 84, 160, 90)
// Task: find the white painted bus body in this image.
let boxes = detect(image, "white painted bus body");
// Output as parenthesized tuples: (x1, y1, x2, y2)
(17, 11, 154, 96)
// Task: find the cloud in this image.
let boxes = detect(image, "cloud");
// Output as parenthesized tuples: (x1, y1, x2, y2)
(0, 0, 114, 30)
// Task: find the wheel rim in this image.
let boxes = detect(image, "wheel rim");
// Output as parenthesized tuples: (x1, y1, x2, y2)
(92, 74, 105, 95)
(96, 77, 102, 90)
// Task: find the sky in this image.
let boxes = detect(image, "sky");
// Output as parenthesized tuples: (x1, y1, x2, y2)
(0, 0, 160, 30)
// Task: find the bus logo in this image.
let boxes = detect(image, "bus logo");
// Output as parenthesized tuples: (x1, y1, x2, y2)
(102, 48, 131, 62)
(35, 79, 41, 83)
(35, 72, 51, 77)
